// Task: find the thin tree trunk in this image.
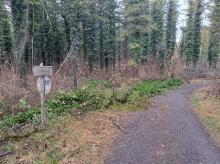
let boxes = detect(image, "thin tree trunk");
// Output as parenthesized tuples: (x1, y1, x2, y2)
(99, 0, 104, 70)
(72, 55, 78, 88)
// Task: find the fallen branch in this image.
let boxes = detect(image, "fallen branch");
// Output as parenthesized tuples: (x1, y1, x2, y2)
(113, 122, 127, 134)
(0, 151, 13, 158)
(102, 114, 127, 134)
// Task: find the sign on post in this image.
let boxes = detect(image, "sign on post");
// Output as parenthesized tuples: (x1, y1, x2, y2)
(37, 76, 52, 95)
(33, 63, 53, 127)
(33, 66, 53, 77)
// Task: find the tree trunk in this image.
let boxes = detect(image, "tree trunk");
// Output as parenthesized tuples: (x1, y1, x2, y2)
(99, 0, 104, 70)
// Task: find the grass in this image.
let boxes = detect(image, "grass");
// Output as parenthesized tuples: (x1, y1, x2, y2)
(192, 88, 220, 146)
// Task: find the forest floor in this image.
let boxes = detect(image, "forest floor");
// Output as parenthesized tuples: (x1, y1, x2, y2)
(105, 80, 220, 164)
(0, 111, 127, 163)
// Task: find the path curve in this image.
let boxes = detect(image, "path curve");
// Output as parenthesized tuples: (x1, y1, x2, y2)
(105, 81, 220, 164)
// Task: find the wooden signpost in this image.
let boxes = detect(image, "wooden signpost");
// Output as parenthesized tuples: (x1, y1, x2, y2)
(33, 63, 53, 127)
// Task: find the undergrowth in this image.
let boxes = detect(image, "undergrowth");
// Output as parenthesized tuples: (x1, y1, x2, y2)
(0, 79, 183, 127)
(132, 79, 183, 97)
(192, 87, 220, 146)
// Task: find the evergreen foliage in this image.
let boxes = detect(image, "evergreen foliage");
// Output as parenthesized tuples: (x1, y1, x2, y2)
(193, 0, 202, 68)
(0, 0, 219, 87)
(208, 0, 220, 68)
(123, 0, 152, 63)
(0, 1, 13, 60)
(182, 0, 203, 68)
(151, 0, 165, 70)
(166, 0, 177, 61)
(184, 0, 195, 67)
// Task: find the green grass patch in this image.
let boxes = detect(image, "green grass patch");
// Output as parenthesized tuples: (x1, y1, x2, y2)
(202, 117, 219, 130)
(132, 79, 183, 97)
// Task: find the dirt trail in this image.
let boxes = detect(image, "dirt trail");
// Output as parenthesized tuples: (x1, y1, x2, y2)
(105, 81, 220, 164)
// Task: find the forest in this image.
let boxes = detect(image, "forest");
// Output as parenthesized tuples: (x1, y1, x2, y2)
(0, 0, 220, 163)
(0, 0, 219, 82)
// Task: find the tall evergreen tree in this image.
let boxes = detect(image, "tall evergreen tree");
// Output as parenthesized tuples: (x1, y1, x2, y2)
(98, 0, 104, 70)
(208, 0, 220, 68)
(61, 0, 83, 88)
(151, 0, 165, 69)
(179, 27, 186, 60)
(200, 27, 210, 65)
(142, 0, 151, 62)
(104, 0, 117, 70)
(192, 0, 202, 68)
(124, 0, 152, 63)
(82, 0, 98, 73)
(166, 0, 177, 61)
(11, 0, 29, 85)
(0, 0, 13, 60)
(184, 0, 194, 67)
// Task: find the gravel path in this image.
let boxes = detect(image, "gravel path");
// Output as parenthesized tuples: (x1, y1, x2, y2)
(105, 81, 220, 164)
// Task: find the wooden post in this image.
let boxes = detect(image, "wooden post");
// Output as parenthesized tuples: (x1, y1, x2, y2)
(33, 63, 53, 127)
(40, 76, 46, 127)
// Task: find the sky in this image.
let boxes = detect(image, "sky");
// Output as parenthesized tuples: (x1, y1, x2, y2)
(176, 0, 189, 42)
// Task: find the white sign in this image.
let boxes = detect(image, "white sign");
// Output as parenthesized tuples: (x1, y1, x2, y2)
(33, 66, 53, 77)
(37, 76, 52, 95)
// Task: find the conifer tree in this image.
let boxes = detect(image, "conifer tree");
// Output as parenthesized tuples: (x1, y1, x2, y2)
(192, 0, 202, 68)
(142, 0, 151, 62)
(98, 0, 104, 70)
(11, 0, 29, 85)
(0, 1, 13, 60)
(179, 27, 186, 61)
(184, 0, 194, 67)
(151, 0, 164, 65)
(208, 0, 220, 68)
(124, 0, 152, 63)
(82, 0, 98, 73)
(104, 0, 117, 70)
(166, 0, 177, 61)
(61, 0, 83, 88)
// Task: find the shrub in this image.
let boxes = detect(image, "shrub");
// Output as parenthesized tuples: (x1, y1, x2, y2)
(127, 91, 142, 104)
(1, 108, 40, 127)
(114, 87, 131, 103)
(47, 80, 114, 112)
(18, 99, 31, 110)
(98, 89, 114, 108)
(83, 80, 112, 90)
(0, 79, 183, 127)
(46, 91, 79, 109)
(132, 79, 183, 97)
(0, 100, 5, 111)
